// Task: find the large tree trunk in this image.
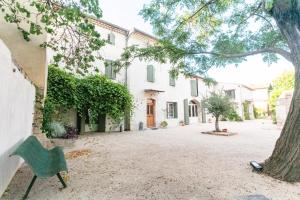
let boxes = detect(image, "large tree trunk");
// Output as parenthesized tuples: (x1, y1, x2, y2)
(263, 1, 300, 182)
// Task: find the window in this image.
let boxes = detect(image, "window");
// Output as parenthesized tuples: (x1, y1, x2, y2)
(225, 89, 235, 99)
(169, 73, 176, 86)
(189, 100, 198, 117)
(107, 33, 115, 45)
(166, 102, 178, 119)
(147, 65, 155, 82)
(191, 79, 198, 97)
(105, 61, 116, 79)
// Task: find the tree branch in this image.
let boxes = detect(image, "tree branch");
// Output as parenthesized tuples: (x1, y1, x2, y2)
(187, 47, 292, 62)
(174, 0, 216, 32)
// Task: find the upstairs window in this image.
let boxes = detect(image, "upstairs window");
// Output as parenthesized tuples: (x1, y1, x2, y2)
(167, 102, 178, 119)
(169, 73, 176, 86)
(225, 89, 235, 99)
(107, 33, 115, 45)
(105, 61, 116, 80)
(191, 79, 198, 97)
(147, 65, 155, 82)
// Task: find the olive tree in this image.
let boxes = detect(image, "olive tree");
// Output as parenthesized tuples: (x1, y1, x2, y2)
(204, 92, 233, 132)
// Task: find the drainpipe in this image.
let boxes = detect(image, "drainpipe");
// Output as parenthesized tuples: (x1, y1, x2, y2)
(124, 31, 131, 131)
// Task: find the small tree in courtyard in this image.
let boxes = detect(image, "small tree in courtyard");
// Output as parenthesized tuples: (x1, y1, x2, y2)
(204, 92, 234, 132)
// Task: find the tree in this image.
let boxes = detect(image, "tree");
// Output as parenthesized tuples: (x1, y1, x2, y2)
(269, 71, 295, 122)
(114, 0, 300, 182)
(0, 0, 105, 73)
(204, 92, 233, 132)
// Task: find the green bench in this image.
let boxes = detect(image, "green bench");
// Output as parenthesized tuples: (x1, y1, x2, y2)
(10, 136, 68, 199)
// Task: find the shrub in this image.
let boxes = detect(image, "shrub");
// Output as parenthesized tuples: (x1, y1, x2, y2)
(42, 66, 133, 136)
(63, 126, 79, 139)
(227, 109, 243, 121)
(160, 121, 168, 128)
(48, 122, 66, 138)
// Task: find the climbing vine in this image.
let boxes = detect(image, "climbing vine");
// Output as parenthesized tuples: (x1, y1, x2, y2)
(42, 66, 133, 134)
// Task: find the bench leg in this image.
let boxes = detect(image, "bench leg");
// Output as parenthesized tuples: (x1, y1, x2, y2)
(57, 173, 67, 188)
(23, 175, 37, 200)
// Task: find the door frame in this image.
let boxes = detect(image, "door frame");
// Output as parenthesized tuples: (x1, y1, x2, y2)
(147, 98, 156, 128)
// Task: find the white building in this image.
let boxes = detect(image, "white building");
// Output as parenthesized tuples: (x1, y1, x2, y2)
(53, 19, 273, 131)
(52, 20, 210, 132)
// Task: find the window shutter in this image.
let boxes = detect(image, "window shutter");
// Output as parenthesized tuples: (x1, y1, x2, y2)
(169, 73, 175, 86)
(110, 33, 115, 45)
(105, 65, 111, 78)
(191, 80, 198, 97)
(112, 65, 116, 79)
(174, 103, 178, 118)
(105, 61, 116, 80)
(147, 65, 154, 82)
(184, 99, 190, 125)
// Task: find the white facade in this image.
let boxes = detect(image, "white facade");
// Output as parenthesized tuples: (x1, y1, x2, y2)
(0, 40, 36, 196)
(252, 87, 269, 112)
(276, 90, 293, 126)
(216, 82, 255, 119)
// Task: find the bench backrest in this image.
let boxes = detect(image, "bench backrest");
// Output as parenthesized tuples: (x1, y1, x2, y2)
(11, 136, 52, 176)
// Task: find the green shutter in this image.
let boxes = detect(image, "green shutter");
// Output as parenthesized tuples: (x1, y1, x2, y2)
(110, 33, 115, 45)
(112, 65, 116, 79)
(174, 103, 178, 118)
(105, 61, 116, 79)
(147, 65, 154, 82)
(184, 99, 189, 125)
(191, 80, 198, 97)
(169, 73, 175, 86)
(105, 65, 111, 78)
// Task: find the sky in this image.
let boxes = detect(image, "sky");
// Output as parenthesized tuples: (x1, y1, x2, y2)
(99, 0, 294, 86)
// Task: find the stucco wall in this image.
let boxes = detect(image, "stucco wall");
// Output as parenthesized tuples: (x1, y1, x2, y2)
(127, 34, 206, 130)
(0, 40, 35, 196)
(0, 0, 47, 90)
(276, 90, 293, 127)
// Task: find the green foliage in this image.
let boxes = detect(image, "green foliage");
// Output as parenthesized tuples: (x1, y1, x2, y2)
(42, 66, 133, 134)
(227, 109, 243, 121)
(48, 122, 66, 138)
(160, 121, 168, 128)
(243, 101, 251, 120)
(203, 77, 217, 87)
(0, 0, 105, 73)
(254, 107, 266, 119)
(203, 91, 234, 119)
(269, 71, 294, 112)
(265, 0, 274, 11)
(114, 0, 291, 77)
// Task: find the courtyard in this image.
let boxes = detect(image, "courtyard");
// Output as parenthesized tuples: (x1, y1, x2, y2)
(2, 120, 300, 200)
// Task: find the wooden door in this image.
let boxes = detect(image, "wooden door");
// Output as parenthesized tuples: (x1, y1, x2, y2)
(147, 99, 155, 128)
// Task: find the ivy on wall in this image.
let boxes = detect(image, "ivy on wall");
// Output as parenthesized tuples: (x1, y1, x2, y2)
(242, 101, 250, 120)
(42, 66, 133, 134)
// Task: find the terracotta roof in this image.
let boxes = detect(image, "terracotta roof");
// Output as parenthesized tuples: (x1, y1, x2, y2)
(131, 28, 158, 41)
(89, 18, 129, 35)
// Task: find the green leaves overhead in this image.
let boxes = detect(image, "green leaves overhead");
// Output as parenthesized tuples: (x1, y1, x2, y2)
(115, 0, 290, 77)
(0, 0, 105, 73)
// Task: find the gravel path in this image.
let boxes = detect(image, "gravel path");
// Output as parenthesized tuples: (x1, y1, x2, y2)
(2, 120, 300, 200)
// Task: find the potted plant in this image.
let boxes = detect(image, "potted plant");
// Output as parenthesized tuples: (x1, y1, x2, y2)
(160, 121, 168, 129)
(179, 120, 185, 126)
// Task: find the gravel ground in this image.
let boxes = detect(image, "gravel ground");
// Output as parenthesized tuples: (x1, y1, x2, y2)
(2, 120, 300, 200)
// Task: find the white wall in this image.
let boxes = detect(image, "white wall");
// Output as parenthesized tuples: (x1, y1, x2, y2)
(276, 90, 293, 127)
(0, 40, 35, 196)
(127, 33, 206, 130)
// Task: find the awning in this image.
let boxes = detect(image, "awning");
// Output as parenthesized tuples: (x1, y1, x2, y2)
(144, 89, 165, 93)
